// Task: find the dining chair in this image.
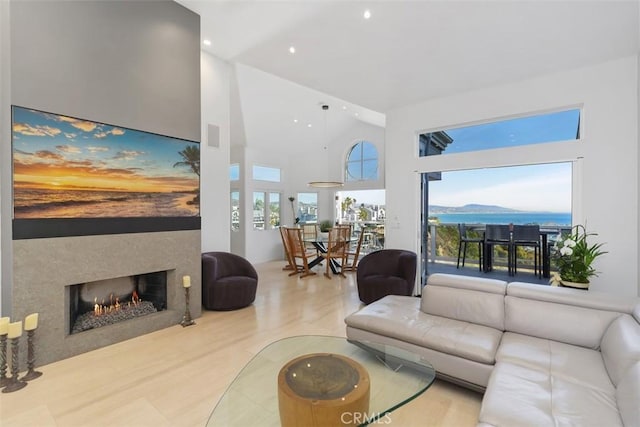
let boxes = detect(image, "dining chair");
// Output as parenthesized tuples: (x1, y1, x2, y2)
(512, 225, 541, 277)
(284, 227, 317, 278)
(343, 229, 365, 272)
(302, 223, 319, 256)
(279, 227, 297, 273)
(484, 224, 513, 275)
(456, 223, 483, 271)
(320, 227, 349, 279)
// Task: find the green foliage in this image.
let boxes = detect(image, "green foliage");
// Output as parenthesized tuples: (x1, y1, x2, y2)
(319, 219, 333, 232)
(552, 225, 606, 283)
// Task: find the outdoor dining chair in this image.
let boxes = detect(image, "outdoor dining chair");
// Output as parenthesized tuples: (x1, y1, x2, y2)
(456, 223, 483, 271)
(484, 224, 513, 275)
(512, 224, 542, 277)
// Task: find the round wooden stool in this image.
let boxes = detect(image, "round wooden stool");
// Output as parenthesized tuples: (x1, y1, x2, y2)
(278, 353, 370, 426)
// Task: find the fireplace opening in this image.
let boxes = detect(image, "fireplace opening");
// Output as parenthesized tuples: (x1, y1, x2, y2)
(68, 271, 167, 334)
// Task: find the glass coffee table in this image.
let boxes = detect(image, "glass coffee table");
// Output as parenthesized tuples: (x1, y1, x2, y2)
(207, 335, 436, 426)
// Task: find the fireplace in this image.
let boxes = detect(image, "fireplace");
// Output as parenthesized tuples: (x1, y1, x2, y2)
(68, 271, 168, 335)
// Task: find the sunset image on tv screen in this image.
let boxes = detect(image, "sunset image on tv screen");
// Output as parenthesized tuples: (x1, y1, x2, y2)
(12, 106, 200, 219)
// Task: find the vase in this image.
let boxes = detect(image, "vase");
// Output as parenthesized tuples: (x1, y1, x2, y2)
(560, 280, 589, 290)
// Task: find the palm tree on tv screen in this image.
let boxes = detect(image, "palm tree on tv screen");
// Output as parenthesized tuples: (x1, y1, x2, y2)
(173, 145, 200, 176)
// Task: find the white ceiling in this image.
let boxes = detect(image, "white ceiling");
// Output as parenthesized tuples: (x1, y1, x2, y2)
(179, 0, 639, 115)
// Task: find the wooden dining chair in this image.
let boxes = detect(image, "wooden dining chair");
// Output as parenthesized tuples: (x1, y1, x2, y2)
(320, 227, 349, 279)
(343, 229, 365, 272)
(302, 223, 319, 256)
(279, 226, 297, 273)
(285, 227, 317, 278)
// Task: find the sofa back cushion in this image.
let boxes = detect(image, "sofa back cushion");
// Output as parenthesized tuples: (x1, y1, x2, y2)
(505, 283, 635, 349)
(422, 274, 507, 330)
(600, 314, 640, 386)
(616, 362, 640, 427)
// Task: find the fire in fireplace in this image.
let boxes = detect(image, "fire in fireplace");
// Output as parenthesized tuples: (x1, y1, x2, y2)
(68, 271, 167, 334)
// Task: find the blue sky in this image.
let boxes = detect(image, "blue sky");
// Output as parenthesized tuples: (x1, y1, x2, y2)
(429, 163, 572, 212)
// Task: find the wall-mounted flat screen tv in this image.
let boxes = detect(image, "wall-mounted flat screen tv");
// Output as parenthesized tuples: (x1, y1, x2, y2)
(12, 106, 201, 239)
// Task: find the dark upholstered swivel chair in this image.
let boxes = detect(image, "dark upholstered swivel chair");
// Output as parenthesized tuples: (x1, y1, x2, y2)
(202, 252, 258, 310)
(356, 249, 417, 305)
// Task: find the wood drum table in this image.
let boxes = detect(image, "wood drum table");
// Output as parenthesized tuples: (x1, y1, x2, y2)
(207, 335, 436, 427)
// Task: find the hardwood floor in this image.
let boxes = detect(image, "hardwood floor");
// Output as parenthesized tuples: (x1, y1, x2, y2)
(0, 260, 482, 427)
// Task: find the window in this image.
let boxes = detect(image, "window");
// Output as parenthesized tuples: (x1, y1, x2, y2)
(253, 192, 281, 230)
(231, 191, 240, 231)
(229, 164, 240, 181)
(269, 192, 280, 228)
(253, 192, 265, 230)
(428, 163, 572, 226)
(419, 109, 580, 156)
(253, 165, 281, 182)
(296, 192, 318, 224)
(346, 141, 378, 181)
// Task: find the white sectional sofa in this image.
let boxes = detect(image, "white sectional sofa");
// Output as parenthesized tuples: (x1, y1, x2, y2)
(344, 273, 640, 427)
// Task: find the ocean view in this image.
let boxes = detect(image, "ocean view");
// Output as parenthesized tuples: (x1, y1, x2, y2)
(430, 212, 571, 226)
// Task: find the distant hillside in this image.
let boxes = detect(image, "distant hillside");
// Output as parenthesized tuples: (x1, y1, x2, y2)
(429, 204, 521, 214)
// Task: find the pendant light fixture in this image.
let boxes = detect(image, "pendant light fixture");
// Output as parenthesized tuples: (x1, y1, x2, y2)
(307, 104, 344, 189)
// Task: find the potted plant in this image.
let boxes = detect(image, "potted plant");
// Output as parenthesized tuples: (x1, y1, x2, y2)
(549, 225, 607, 289)
(318, 219, 333, 237)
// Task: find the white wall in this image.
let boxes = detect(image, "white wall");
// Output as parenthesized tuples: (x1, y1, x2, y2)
(386, 56, 639, 297)
(201, 51, 231, 252)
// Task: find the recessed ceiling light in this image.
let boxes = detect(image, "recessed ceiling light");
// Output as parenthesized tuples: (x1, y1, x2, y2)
(289, 46, 296, 54)
(307, 123, 312, 128)
(355, 112, 359, 117)
(342, 106, 347, 110)
(293, 119, 298, 123)
(203, 39, 211, 46)
(363, 9, 371, 19)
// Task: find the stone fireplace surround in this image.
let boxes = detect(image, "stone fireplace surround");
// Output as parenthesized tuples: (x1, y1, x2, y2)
(12, 229, 201, 366)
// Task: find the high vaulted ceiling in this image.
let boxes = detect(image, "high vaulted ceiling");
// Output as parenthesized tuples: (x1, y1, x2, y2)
(180, 0, 639, 114)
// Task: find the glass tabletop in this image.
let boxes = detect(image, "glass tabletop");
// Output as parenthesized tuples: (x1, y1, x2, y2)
(207, 335, 436, 427)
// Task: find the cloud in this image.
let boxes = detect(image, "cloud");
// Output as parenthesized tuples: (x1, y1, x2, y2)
(86, 146, 110, 153)
(58, 115, 98, 132)
(64, 132, 77, 139)
(56, 145, 82, 154)
(113, 150, 145, 161)
(13, 123, 62, 137)
(94, 127, 126, 139)
(34, 150, 64, 161)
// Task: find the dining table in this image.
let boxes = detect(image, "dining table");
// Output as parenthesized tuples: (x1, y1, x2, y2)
(304, 234, 354, 274)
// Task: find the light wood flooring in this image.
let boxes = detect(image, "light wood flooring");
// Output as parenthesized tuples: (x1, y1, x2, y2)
(0, 260, 482, 427)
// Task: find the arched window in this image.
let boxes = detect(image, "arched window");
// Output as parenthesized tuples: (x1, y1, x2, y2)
(345, 141, 378, 181)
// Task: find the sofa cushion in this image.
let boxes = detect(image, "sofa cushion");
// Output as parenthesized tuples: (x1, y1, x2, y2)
(616, 361, 640, 427)
(504, 295, 621, 349)
(422, 274, 507, 330)
(497, 333, 615, 393)
(344, 295, 502, 364)
(480, 361, 622, 427)
(600, 313, 640, 386)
